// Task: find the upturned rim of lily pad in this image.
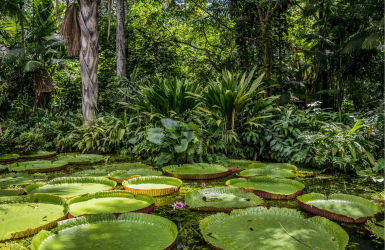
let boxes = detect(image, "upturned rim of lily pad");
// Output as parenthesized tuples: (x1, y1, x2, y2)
(57, 154, 110, 165)
(199, 207, 349, 250)
(297, 193, 383, 223)
(163, 163, 232, 180)
(20, 151, 57, 160)
(0, 194, 68, 241)
(238, 168, 297, 179)
(226, 176, 305, 200)
(30, 213, 178, 250)
(0, 154, 20, 162)
(122, 176, 182, 196)
(109, 168, 162, 183)
(67, 191, 155, 218)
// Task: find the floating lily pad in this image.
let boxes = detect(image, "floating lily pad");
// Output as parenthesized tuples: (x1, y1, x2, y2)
(8, 161, 68, 173)
(185, 187, 263, 212)
(200, 207, 349, 250)
(57, 154, 109, 165)
(229, 159, 255, 169)
(31, 213, 177, 250)
(71, 169, 110, 179)
(238, 169, 297, 179)
(20, 151, 56, 160)
(99, 162, 152, 171)
(67, 191, 155, 218)
(226, 176, 305, 199)
(109, 169, 162, 183)
(248, 162, 297, 171)
(297, 193, 383, 223)
(163, 164, 232, 179)
(0, 154, 20, 162)
(122, 176, 182, 197)
(0, 165, 5, 174)
(25, 177, 117, 199)
(366, 220, 384, 240)
(0, 194, 68, 241)
(295, 167, 324, 177)
(0, 173, 47, 188)
(247, 162, 267, 169)
(0, 189, 24, 197)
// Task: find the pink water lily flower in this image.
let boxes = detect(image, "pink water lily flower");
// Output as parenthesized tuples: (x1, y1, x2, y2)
(201, 183, 206, 188)
(172, 201, 186, 210)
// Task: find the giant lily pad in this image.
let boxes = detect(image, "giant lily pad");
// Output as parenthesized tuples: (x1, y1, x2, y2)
(199, 207, 349, 250)
(20, 151, 56, 160)
(71, 169, 110, 179)
(185, 187, 263, 212)
(297, 193, 383, 223)
(247, 162, 268, 169)
(0, 173, 47, 188)
(67, 191, 155, 218)
(0, 165, 5, 174)
(238, 169, 297, 179)
(31, 213, 177, 250)
(0, 194, 68, 241)
(0, 154, 20, 162)
(0, 189, 24, 197)
(57, 154, 109, 165)
(99, 162, 152, 171)
(248, 162, 297, 171)
(122, 176, 182, 197)
(24, 177, 117, 199)
(8, 161, 68, 173)
(226, 176, 304, 199)
(229, 159, 255, 169)
(163, 163, 232, 179)
(109, 169, 162, 183)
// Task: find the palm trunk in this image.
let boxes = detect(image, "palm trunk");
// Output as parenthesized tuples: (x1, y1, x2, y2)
(116, 0, 126, 77)
(78, 0, 100, 124)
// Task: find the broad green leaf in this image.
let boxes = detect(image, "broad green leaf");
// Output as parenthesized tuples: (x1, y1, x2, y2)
(373, 158, 385, 172)
(187, 122, 200, 131)
(147, 133, 164, 145)
(161, 118, 178, 129)
(365, 151, 375, 166)
(183, 131, 195, 142)
(175, 139, 188, 153)
(128, 137, 139, 144)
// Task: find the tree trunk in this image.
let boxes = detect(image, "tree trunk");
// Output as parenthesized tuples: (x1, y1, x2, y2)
(19, 3, 25, 48)
(78, 0, 100, 124)
(116, 0, 126, 77)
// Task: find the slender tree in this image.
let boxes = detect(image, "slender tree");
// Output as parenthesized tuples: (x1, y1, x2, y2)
(116, 0, 126, 77)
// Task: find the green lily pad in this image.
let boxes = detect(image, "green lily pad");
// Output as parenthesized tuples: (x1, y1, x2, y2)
(0, 154, 20, 162)
(0, 189, 24, 197)
(0, 173, 47, 188)
(0, 165, 6, 173)
(249, 163, 297, 171)
(67, 191, 155, 217)
(20, 151, 56, 160)
(226, 176, 305, 199)
(0, 194, 68, 241)
(8, 161, 68, 173)
(366, 220, 384, 240)
(57, 154, 109, 165)
(122, 176, 182, 196)
(163, 163, 231, 179)
(109, 169, 162, 183)
(99, 162, 153, 171)
(238, 169, 297, 179)
(229, 159, 256, 169)
(247, 162, 268, 169)
(185, 187, 263, 212)
(31, 213, 177, 250)
(71, 169, 110, 179)
(200, 207, 349, 250)
(297, 193, 383, 223)
(25, 177, 117, 199)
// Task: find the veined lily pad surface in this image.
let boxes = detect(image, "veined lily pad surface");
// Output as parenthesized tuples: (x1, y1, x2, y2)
(297, 193, 383, 223)
(248, 162, 297, 171)
(57, 154, 109, 165)
(229, 159, 255, 169)
(67, 191, 155, 217)
(366, 220, 384, 240)
(20, 151, 56, 159)
(246, 162, 267, 169)
(100, 162, 152, 171)
(71, 169, 110, 179)
(0, 194, 68, 241)
(24, 177, 117, 199)
(8, 161, 68, 173)
(185, 187, 263, 212)
(0, 154, 20, 162)
(122, 176, 182, 196)
(200, 207, 349, 250)
(238, 168, 297, 179)
(31, 213, 177, 250)
(163, 163, 231, 179)
(226, 176, 304, 199)
(0, 189, 24, 197)
(0, 173, 47, 188)
(109, 169, 162, 183)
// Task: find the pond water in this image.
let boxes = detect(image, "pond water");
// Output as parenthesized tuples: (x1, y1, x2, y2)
(1, 156, 383, 250)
